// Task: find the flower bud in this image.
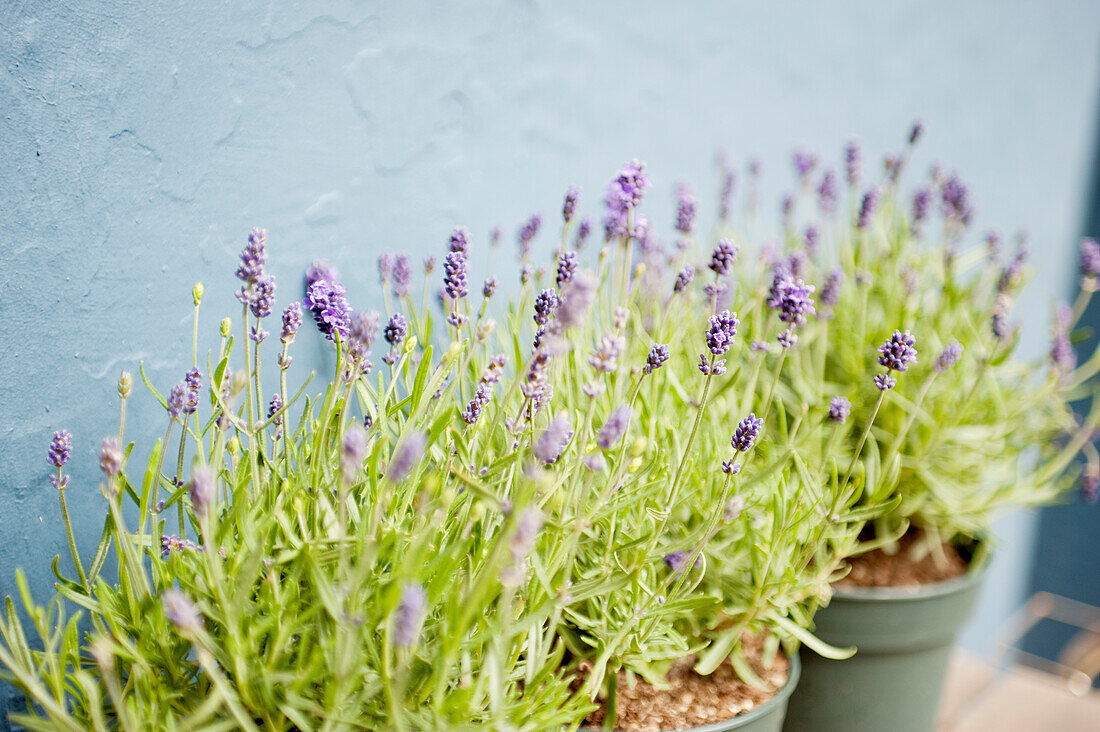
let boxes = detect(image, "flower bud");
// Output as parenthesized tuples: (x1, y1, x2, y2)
(220, 317, 232, 337)
(117, 371, 133, 399)
(192, 282, 204, 306)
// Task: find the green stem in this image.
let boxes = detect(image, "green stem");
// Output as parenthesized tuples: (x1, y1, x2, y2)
(56, 470, 88, 588)
(841, 386, 887, 491)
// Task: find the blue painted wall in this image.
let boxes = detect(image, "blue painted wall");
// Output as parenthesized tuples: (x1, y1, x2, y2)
(2, 1, 1098, 723)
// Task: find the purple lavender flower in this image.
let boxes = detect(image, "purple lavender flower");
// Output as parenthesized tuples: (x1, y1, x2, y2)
(698, 353, 726, 376)
(281, 302, 302, 344)
(884, 154, 902, 183)
(584, 453, 606, 472)
(992, 295, 1012, 340)
(163, 589, 202, 634)
(462, 382, 495, 425)
(767, 272, 816, 326)
(731, 414, 763, 452)
(449, 226, 471, 255)
(663, 551, 700, 574)
(99, 437, 123, 477)
(48, 430, 72, 468)
(877, 330, 918, 372)
(874, 373, 897, 391)
(828, 396, 850, 424)
(168, 381, 187, 419)
(305, 260, 340, 289)
(556, 251, 578, 287)
(675, 191, 697, 235)
(502, 508, 543, 587)
(443, 251, 469, 299)
(804, 225, 820, 255)
(787, 250, 807, 279)
(644, 344, 670, 374)
(423, 256, 436, 275)
(597, 406, 631, 450)
(748, 157, 762, 177)
(575, 218, 592, 249)
(780, 194, 794, 222)
(563, 187, 580, 223)
(935, 341, 964, 373)
(588, 334, 625, 373)
(777, 329, 797, 349)
(535, 414, 573, 465)
(857, 189, 878, 229)
(189, 465, 215, 519)
(393, 255, 412, 298)
(481, 276, 498, 299)
(941, 174, 973, 225)
(985, 231, 1002, 260)
(793, 149, 817, 179)
(268, 393, 283, 426)
(533, 289, 559, 327)
(249, 274, 276, 319)
(709, 239, 739, 276)
(705, 310, 740, 355)
(1080, 238, 1100, 278)
(1051, 304, 1075, 373)
(387, 431, 426, 482)
(345, 310, 380, 366)
(909, 119, 925, 146)
(393, 583, 428, 648)
(235, 228, 267, 282)
(378, 251, 396, 284)
(341, 426, 369, 483)
(557, 271, 597, 330)
(674, 265, 696, 293)
(161, 534, 202, 558)
(998, 246, 1029, 294)
(817, 170, 838, 213)
(603, 159, 650, 239)
(912, 188, 932, 225)
(250, 325, 268, 343)
(721, 460, 741, 475)
(384, 313, 408, 347)
(844, 140, 861, 187)
(304, 279, 352, 342)
(719, 169, 736, 221)
(517, 213, 542, 258)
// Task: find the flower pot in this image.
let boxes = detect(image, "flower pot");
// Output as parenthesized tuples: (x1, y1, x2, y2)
(781, 563, 986, 732)
(606, 653, 801, 732)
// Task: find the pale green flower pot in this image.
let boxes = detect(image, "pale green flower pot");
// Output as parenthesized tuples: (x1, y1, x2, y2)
(781, 564, 986, 732)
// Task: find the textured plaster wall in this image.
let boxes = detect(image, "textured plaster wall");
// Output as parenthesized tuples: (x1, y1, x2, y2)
(1, 0, 1098, 722)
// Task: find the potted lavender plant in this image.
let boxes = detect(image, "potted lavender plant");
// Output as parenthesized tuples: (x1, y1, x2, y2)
(711, 125, 1100, 732)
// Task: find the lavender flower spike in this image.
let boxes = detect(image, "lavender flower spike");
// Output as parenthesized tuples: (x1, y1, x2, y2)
(705, 310, 740, 355)
(877, 330, 918, 372)
(99, 437, 123, 477)
(384, 313, 408, 347)
(48, 430, 72, 468)
(387, 430, 426, 482)
(874, 373, 897, 391)
(857, 189, 878, 229)
(556, 251, 578, 287)
(393, 583, 428, 648)
(828, 397, 851, 424)
(449, 226, 471, 254)
(644, 344, 670, 374)
(502, 508, 544, 587)
(535, 413, 573, 465)
(392, 254, 412, 298)
(1080, 238, 1100, 279)
(304, 279, 351, 342)
(731, 414, 763, 452)
(562, 186, 579, 223)
(163, 589, 203, 634)
(935, 341, 964, 373)
(189, 465, 215, 519)
(443, 251, 469, 299)
(674, 265, 695, 293)
(281, 302, 302, 344)
(709, 239, 739, 276)
(597, 406, 632, 450)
